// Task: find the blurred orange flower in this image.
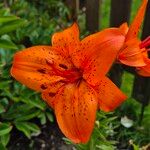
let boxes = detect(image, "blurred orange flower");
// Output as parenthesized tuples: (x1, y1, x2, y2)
(11, 23, 127, 143)
(117, 0, 150, 76)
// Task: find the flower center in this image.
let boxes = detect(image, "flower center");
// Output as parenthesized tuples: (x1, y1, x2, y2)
(45, 59, 82, 83)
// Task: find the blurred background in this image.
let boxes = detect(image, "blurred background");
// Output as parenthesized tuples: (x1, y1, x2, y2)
(0, 0, 150, 149)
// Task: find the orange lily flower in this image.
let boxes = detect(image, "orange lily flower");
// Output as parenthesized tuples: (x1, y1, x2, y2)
(117, 0, 150, 76)
(11, 23, 127, 143)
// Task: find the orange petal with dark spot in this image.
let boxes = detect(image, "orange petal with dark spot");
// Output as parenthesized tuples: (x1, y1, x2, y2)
(94, 77, 127, 112)
(52, 23, 80, 57)
(72, 28, 125, 86)
(54, 81, 98, 143)
(11, 46, 67, 91)
(41, 81, 65, 109)
(42, 92, 56, 109)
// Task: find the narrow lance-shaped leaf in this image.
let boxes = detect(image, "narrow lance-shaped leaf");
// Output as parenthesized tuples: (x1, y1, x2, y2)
(0, 123, 12, 136)
(38, 112, 46, 125)
(15, 122, 31, 139)
(0, 19, 27, 35)
(14, 109, 41, 122)
(0, 16, 19, 23)
(0, 38, 18, 50)
(0, 133, 10, 146)
(15, 122, 41, 139)
(46, 112, 54, 122)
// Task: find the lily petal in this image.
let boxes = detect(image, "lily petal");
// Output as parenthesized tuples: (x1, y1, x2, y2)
(94, 77, 127, 112)
(137, 65, 150, 77)
(137, 57, 150, 76)
(11, 46, 69, 91)
(126, 0, 148, 41)
(72, 28, 125, 86)
(119, 22, 129, 36)
(42, 92, 56, 109)
(42, 81, 65, 108)
(52, 23, 80, 57)
(118, 39, 146, 66)
(54, 81, 98, 143)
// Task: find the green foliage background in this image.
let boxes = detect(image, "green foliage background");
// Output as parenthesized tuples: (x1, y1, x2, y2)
(0, 1, 68, 149)
(0, 0, 149, 149)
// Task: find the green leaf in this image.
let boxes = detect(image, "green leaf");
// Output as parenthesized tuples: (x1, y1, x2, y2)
(14, 109, 41, 122)
(15, 122, 41, 139)
(15, 122, 31, 139)
(0, 143, 6, 150)
(0, 104, 5, 114)
(0, 81, 12, 89)
(0, 16, 19, 23)
(38, 112, 46, 125)
(96, 144, 115, 150)
(0, 123, 12, 136)
(22, 122, 40, 133)
(1, 133, 10, 146)
(46, 112, 54, 122)
(2, 89, 20, 102)
(24, 98, 46, 110)
(1, 104, 34, 120)
(0, 19, 27, 35)
(94, 128, 106, 141)
(0, 38, 17, 49)
(132, 143, 139, 150)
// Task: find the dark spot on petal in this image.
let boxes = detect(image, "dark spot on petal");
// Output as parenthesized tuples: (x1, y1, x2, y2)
(40, 84, 47, 90)
(59, 64, 68, 70)
(37, 69, 46, 74)
(59, 80, 67, 83)
(49, 92, 56, 97)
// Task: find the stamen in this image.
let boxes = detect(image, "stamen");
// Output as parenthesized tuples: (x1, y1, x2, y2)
(45, 58, 81, 82)
(45, 58, 63, 75)
(140, 36, 150, 49)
